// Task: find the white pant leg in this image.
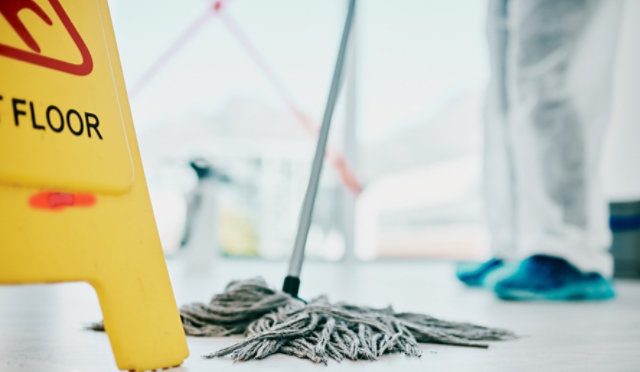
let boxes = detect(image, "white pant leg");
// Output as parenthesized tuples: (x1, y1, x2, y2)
(506, 0, 623, 277)
(484, 0, 518, 260)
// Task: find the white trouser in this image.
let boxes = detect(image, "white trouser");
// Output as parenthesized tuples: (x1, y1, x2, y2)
(484, 0, 623, 277)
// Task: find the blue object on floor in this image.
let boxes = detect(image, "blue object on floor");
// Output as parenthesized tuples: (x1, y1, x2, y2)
(456, 258, 506, 287)
(493, 255, 615, 301)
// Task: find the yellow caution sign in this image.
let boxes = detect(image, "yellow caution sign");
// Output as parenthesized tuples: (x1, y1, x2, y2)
(0, 1, 189, 370)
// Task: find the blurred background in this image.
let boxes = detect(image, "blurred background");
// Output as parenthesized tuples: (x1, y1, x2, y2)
(107, 0, 640, 265)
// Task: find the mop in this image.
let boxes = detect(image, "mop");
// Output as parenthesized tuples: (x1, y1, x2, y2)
(177, 0, 514, 362)
(94, 0, 515, 363)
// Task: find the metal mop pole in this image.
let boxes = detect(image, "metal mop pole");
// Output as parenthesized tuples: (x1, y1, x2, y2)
(282, 0, 357, 298)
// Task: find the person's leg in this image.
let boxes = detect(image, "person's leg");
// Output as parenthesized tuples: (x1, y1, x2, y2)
(494, 0, 623, 299)
(458, 0, 517, 287)
(484, 0, 518, 262)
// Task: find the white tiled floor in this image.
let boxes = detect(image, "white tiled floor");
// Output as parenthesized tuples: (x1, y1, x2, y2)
(1, 259, 639, 371)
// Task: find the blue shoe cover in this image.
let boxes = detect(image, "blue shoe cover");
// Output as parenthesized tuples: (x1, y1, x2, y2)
(494, 255, 615, 301)
(456, 258, 506, 287)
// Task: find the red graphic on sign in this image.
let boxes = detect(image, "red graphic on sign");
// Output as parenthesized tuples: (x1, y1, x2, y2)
(29, 191, 96, 210)
(0, 0, 93, 75)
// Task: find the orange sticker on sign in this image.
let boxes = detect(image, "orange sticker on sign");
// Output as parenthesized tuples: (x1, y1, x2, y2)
(29, 190, 96, 210)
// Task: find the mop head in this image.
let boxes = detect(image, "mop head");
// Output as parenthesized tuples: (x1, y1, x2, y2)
(177, 278, 515, 363)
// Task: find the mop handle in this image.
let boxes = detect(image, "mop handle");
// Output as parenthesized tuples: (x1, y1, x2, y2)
(283, 0, 356, 297)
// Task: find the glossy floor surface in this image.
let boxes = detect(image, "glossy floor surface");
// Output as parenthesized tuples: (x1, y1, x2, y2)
(1, 259, 639, 371)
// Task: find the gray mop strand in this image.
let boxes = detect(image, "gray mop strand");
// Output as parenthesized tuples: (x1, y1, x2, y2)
(178, 278, 515, 363)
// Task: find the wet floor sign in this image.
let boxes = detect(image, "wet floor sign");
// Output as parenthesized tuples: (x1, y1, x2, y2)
(0, 0, 189, 370)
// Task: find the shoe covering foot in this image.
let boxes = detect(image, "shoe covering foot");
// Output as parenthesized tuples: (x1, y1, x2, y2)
(456, 258, 506, 287)
(493, 255, 615, 301)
